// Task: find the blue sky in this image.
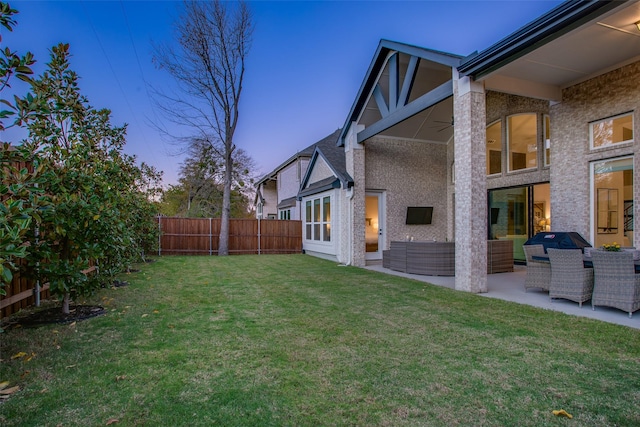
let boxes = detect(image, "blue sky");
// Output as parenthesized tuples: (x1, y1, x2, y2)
(3, 0, 562, 186)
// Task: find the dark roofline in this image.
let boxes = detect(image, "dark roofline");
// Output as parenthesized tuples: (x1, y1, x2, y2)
(339, 39, 463, 146)
(255, 150, 312, 187)
(457, 0, 624, 80)
(298, 177, 342, 199)
(255, 130, 341, 187)
(298, 144, 353, 195)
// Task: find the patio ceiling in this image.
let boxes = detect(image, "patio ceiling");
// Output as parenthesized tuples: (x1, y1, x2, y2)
(472, 1, 640, 101)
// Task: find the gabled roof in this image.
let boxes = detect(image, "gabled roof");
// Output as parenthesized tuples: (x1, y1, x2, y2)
(299, 130, 353, 198)
(255, 134, 327, 187)
(338, 39, 463, 146)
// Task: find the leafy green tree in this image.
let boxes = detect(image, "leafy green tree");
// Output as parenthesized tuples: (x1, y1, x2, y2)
(24, 44, 159, 313)
(158, 136, 255, 218)
(2, 3, 161, 309)
(0, 2, 44, 294)
(0, 144, 47, 292)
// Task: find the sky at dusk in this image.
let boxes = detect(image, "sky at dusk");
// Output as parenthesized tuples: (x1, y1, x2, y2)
(3, 0, 563, 186)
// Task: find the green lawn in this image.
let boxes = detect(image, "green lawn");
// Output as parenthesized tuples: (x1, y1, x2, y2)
(1, 255, 639, 426)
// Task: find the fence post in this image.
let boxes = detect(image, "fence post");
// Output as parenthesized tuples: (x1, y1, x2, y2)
(258, 217, 261, 255)
(209, 217, 212, 256)
(157, 216, 162, 257)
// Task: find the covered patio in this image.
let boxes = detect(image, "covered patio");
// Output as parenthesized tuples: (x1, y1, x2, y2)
(365, 263, 640, 329)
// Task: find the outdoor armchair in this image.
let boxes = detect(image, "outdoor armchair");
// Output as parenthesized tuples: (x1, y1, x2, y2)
(523, 244, 551, 292)
(547, 248, 593, 307)
(591, 250, 640, 318)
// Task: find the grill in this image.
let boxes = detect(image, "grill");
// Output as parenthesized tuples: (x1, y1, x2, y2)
(524, 232, 592, 253)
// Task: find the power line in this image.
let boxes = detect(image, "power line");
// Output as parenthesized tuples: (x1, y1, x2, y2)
(118, 0, 169, 156)
(80, 0, 159, 165)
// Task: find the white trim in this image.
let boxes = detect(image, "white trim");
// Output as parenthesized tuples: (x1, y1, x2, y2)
(589, 111, 634, 151)
(506, 113, 538, 173)
(365, 191, 386, 261)
(486, 119, 502, 176)
(302, 190, 338, 257)
(590, 155, 634, 245)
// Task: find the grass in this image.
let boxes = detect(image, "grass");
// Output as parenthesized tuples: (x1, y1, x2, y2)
(1, 254, 639, 426)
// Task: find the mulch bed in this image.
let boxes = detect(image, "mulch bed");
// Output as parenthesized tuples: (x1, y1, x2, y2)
(5, 305, 106, 328)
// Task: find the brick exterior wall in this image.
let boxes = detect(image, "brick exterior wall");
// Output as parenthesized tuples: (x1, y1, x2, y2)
(550, 60, 640, 244)
(345, 124, 366, 267)
(365, 136, 448, 244)
(453, 76, 488, 293)
(485, 91, 551, 190)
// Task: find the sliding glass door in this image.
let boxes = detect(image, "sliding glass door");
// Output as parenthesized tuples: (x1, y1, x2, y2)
(488, 183, 550, 262)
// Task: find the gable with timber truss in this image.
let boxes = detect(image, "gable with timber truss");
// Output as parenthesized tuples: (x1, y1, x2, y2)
(340, 40, 463, 146)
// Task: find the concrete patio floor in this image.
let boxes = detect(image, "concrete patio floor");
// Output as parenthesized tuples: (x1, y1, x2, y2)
(364, 264, 639, 330)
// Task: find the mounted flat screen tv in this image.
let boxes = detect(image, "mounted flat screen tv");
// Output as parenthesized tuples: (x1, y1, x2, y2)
(406, 206, 433, 225)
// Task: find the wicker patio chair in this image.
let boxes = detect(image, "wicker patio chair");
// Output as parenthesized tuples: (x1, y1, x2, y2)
(547, 248, 593, 307)
(523, 244, 551, 292)
(591, 250, 640, 318)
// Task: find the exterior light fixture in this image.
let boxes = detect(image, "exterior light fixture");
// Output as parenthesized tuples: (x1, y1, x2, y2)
(636, 21, 640, 31)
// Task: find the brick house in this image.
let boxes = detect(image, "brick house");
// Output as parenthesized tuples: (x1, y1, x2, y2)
(300, 0, 640, 293)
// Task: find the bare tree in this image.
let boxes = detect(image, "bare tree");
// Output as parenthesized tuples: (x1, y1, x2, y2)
(152, 0, 253, 255)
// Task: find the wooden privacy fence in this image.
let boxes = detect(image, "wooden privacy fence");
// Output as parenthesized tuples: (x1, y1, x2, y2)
(1, 259, 50, 319)
(157, 217, 303, 255)
(1, 262, 97, 319)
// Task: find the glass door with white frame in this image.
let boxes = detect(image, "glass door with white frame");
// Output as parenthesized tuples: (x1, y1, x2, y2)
(365, 193, 384, 260)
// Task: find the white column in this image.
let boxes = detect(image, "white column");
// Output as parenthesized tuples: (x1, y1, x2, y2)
(345, 123, 366, 266)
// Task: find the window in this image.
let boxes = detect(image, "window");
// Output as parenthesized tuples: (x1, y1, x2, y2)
(590, 112, 634, 149)
(322, 196, 331, 241)
(305, 201, 312, 239)
(486, 120, 502, 175)
(507, 113, 537, 172)
(305, 196, 331, 242)
(592, 157, 633, 248)
(544, 115, 551, 166)
(279, 209, 291, 220)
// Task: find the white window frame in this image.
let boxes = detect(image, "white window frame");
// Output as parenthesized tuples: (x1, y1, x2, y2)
(506, 113, 538, 173)
(279, 209, 291, 220)
(590, 155, 633, 246)
(590, 112, 634, 150)
(486, 119, 502, 176)
(304, 195, 331, 242)
(543, 114, 551, 167)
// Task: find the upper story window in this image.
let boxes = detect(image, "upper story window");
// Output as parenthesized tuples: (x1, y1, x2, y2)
(590, 112, 634, 149)
(507, 113, 537, 172)
(486, 120, 502, 175)
(544, 115, 551, 167)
